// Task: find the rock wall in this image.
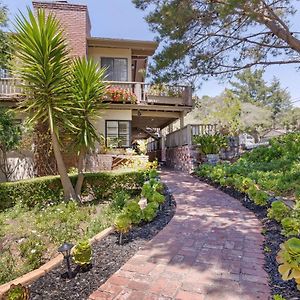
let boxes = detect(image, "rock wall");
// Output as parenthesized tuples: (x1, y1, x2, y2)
(166, 145, 199, 173)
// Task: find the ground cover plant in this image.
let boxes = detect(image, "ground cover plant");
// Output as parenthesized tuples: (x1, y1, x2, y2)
(0, 170, 149, 285)
(29, 186, 175, 300)
(197, 133, 300, 199)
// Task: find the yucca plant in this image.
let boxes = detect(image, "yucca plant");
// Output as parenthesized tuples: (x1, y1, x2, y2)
(68, 58, 107, 197)
(13, 9, 77, 200)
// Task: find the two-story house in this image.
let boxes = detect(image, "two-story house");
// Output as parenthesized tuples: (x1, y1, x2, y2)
(0, 0, 194, 174)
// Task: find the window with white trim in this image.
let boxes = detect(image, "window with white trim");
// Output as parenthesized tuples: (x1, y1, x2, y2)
(105, 120, 131, 148)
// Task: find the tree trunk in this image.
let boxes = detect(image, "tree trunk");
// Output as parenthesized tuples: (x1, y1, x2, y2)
(33, 121, 58, 177)
(75, 150, 85, 197)
(50, 130, 78, 201)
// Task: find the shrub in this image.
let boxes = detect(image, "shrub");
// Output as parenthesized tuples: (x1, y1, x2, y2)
(277, 237, 300, 290)
(123, 201, 143, 225)
(114, 214, 132, 244)
(143, 202, 159, 222)
(141, 182, 153, 200)
(149, 169, 158, 179)
(281, 217, 300, 237)
(152, 182, 164, 193)
(151, 191, 165, 205)
(0, 170, 147, 211)
(2, 284, 30, 300)
(72, 240, 92, 267)
(110, 191, 130, 211)
(248, 187, 269, 206)
(267, 201, 290, 223)
(193, 133, 228, 155)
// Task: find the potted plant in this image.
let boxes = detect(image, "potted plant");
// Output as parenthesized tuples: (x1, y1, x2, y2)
(193, 133, 228, 164)
(147, 84, 184, 105)
(105, 87, 137, 104)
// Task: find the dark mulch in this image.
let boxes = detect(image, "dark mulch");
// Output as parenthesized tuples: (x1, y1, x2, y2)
(29, 187, 176, 300)
(196, 175, 300, 300)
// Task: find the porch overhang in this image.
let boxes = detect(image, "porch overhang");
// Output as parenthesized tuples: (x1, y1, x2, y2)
(131, 110, 184, 140)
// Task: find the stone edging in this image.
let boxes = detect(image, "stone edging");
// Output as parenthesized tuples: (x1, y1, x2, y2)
(0, 226, 114, 297)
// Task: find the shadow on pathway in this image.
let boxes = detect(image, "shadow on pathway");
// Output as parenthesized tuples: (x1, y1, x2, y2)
(89, 170, 271, 300)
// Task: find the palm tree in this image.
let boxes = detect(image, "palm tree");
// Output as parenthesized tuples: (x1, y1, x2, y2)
(13, 9, 78, 200)
(69, 58, 107, 197)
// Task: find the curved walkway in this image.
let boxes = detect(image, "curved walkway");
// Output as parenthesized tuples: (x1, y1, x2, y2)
(89, 170, 271, 300)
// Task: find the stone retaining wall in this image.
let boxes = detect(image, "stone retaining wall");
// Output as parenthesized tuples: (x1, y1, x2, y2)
(166, 145, 199, 173)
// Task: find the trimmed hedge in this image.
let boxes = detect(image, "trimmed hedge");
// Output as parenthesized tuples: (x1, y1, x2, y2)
(0, 170, 147, 211)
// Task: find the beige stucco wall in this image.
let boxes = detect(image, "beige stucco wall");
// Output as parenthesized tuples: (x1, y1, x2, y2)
(88, 47, 132, 81)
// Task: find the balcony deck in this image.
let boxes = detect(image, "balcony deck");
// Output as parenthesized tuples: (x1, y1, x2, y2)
(0, 78, 193, 108)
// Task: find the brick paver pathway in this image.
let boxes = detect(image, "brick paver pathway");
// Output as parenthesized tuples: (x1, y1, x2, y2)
(89, 170, 271, 300)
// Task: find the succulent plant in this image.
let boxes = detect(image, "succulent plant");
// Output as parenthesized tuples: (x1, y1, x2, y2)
(143, 202, 159, 222)
(142, 182, 153, 200)
(281, 217, 300, 237)
(248, 186, 269, 206)
(277, 237, 300, 290)
(123, 201, 143, 225)
(151, 191, 165, 205)
(267, 201, 290, 223)
(3, 284, 30, 300)
(152, 182, 164, 193)
(273, 295, 286, 300)
(72, 240, 92, 267)
(114, 214, 132, 244)
(240, 177, 255, 193)
(149, 169, 158, 179)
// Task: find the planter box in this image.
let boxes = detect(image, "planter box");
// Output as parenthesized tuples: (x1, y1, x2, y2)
(147, 95, 184, 106)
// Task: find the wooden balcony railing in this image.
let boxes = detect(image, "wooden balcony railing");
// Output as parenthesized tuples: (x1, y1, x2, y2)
(105, 81, 193, 106)
(0, 78, 22, 97)
(165, 124, 218, 148)
(0, 78, 193, 107)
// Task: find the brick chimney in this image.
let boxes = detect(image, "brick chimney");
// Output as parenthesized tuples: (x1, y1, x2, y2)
(32, 1, 91, 57)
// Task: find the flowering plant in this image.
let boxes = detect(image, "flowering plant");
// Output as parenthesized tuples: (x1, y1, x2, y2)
(105, 87, 137, 103)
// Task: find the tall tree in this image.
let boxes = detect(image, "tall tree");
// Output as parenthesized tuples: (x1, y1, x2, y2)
(69, 58, 107, 197)
(229, 69, 269, 104)
(0, 2, 11, 70)
(188, 92, 273, 135)
(133, 0, 300, 82)
(229, 69, 291, 120)
(14, 9, 77, 200)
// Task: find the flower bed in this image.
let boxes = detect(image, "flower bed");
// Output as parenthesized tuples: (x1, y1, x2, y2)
(26, 186, 175, 300)
(197, 133, 300, 200)
(104, 87, 137, 104)
(0, 171, 148, 286)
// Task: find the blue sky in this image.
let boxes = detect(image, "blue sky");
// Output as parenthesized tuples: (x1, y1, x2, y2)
(5, 0, 300, 106)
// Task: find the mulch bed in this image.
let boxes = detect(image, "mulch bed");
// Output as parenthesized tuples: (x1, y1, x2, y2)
(29, 187, 176, 300)
(196, 175, 300, 300)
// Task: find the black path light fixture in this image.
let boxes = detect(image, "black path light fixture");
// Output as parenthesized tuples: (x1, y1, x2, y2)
(58, 242, 74, 279)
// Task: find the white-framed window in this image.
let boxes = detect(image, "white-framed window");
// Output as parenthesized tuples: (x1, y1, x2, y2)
(101, 58, 128, 81)
(105, 120, 131, 148)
